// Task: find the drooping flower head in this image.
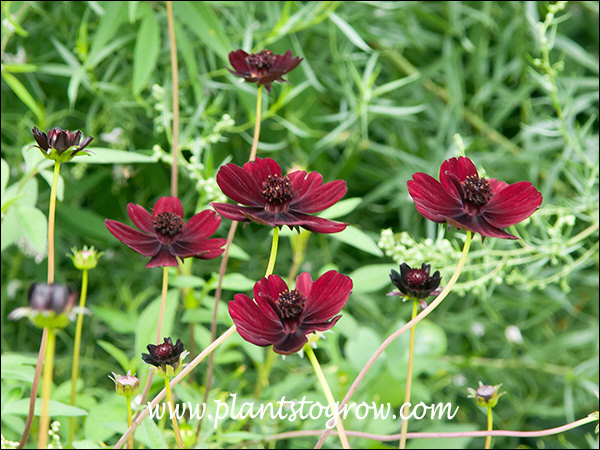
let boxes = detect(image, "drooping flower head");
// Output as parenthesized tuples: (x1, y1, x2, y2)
(229, 271, 353, 355)
(105, 197, 226, 268)
(407, 156, 542, 239)
(211, 157, 347, 234)
(142, 337, 187, 377)
(388, 263, 441, 308)
(32, 127, 93, 162)
(228, 49, 303, 92)
(8, 282, 78, 329)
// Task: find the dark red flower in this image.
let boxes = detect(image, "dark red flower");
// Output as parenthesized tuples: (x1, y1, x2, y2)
(389, 263, 441, 300)
(229, 271, 353, 355)
(142, 337, 185, 368)
(211, 157, 347, 234)
(32, 127, 93, 162)
(407, 156, 542, 239)
(228, 49, 303, 92)
(105, 197, 226, 268)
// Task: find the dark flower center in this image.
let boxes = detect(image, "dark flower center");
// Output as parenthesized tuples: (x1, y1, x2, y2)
(461, 175, 492, 207)
(247, 49, 275, 71)
(262, 174, 294, 205)
(153, 212, 184, 236)
(277, 289, 304, 320)
(405, 269, 429, 287)
(153, 342, 174, 360)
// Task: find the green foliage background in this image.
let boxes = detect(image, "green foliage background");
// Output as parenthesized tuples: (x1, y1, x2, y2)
(1, 1, 598, 448)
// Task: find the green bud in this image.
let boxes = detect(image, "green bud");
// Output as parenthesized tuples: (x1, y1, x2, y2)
(467, 381, 505, 408)
(109, 371, 140, 397)
(70, 245, 103, 271)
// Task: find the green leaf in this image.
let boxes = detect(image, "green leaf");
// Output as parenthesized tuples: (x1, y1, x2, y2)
(349, 263, 395, 293)
(220, 273, 255, 292)
(73, 440, 101, 449)
(138, 414, 168, 449)
(8, 205, 48, 255)
(318, 197, 361, 219)
(329, 12, 372, 52)
(331, 225, 383, 257)
(88, 2, 127, 66)
(1, 399, 87, 417)
(1, 72, 43, 122)
(56, 205, 112, 243)
(92, 306, 138, 334)
(1, 158, 8, 198)
(169, 275, 206, 289)
(97, 340, 132, 373)
(173, 2, 230, 62)
(82, 148, 155, 164)
(132, 10, 160, 95)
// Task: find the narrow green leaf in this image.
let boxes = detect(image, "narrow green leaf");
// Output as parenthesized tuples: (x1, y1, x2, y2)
(132, 11, 160, 95)
(81, 148, 155, 164)
(97, 340, 131, 373)
(173, 2, 230, 62)
(1, 159, 9, 198)
(349, 264, 395, 293)
(0, 72, 43, 122)
(88, 2, 126, 65)
(329, 12, 372, 52)
(1, 399, 87, 417)
(318, 197, 361, 219)
(331, 225, 384, 257)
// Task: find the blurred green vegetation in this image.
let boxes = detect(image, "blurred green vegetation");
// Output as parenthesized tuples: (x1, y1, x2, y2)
(1, 1, 598, 448)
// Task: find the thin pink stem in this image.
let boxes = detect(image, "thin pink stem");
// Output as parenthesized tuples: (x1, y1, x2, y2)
(234, 416, 596, 447)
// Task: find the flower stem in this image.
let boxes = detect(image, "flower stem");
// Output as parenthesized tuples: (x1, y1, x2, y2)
(137, 267, 170, 412)
(265, 227, 279, 277)
(166, 0, 180, 197)
(38, 327, 56, 449)
(399, 299, 418, 449)
(48, 161, 60, 283)
(115, 325, 237, 449)
(165, 377, 185, 449)
(249, 85, 263, 162)
(21, 161, 62, 448)
(18, 329, 47, 449)
(197, 82, 265, 443)
(304, 345, 350, 449)
(126, 396, 134, 450)
(68, 268, 89, 446)
(315, 231, 472, 448)
(484, 406, 493, 449)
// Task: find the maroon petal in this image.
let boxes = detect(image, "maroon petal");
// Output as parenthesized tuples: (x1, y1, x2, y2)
(54, 131, 68, 151)
(291, 212, 347, 234)
(127, 203, 155, 234)
(289, 171, 347, 214)
(242, 157, 282, 185)
(302, 315, 342, 334)
(153, 197, 184, 218)
(294, 272, 313, 300)
(32, 127, 49, 150)
(407, 173, 463, 222)
(216, 163, 265, 206)
(229, 294, 284, 346)
(439, 157, 478, 199)
(272, 331, 308, 355)
(105, 219, 162, 256)
(179, 210, 221, 240)
(482, 181, 542, 228)
(211, 203, 252, 222)
(301, 271, 352, 324)
(253, 275, 288, 323)
(228, 50, 251, 74)
(171, 237, 226, 259)
(446, 215, 518, 239)
(146, 246, 179, 268)
(78, 135, 94, 151)
(488, 178, 509, 194)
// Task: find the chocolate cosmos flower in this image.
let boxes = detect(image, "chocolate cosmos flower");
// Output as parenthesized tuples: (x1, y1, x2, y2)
(142, 337, 185, 368)
(105, 197, 226, 268)
(211, 157, 347, 233)
(228, 271, 353, 355)
(228, 49, 302, 92)
(32, 127, 93, 162)
(407, 156, 542, 239)
(389, 263, 441, 301)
